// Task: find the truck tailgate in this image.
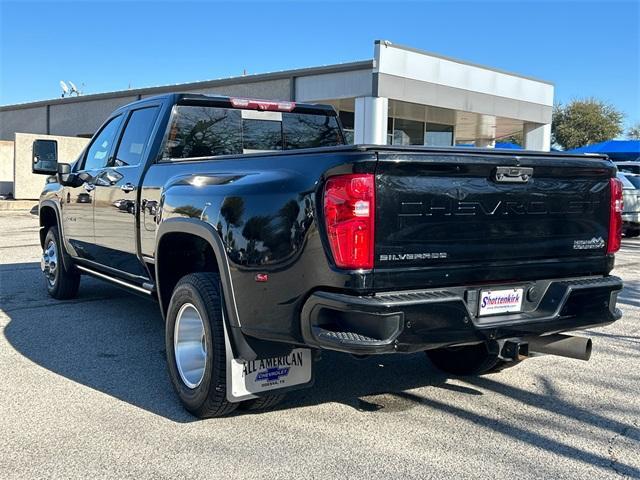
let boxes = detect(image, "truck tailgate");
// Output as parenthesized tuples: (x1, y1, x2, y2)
(374, 150, 615, 289)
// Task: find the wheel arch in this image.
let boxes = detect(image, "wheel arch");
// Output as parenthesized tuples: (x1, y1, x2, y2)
(156, 218, 261, 360)
(38, 201, 61, 248)
(155, 218, 241, 329)
(39, 200, 74, 272)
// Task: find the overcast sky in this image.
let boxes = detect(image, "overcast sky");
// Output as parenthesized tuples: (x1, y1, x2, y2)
(1, 0, 638, 129)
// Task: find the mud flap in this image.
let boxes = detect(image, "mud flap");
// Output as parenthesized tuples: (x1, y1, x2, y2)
(223, 322, 313, 403)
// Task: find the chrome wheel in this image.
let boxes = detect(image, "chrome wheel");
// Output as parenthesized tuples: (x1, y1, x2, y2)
(41, 238, 58, 286)
(174, 303, 207, 389)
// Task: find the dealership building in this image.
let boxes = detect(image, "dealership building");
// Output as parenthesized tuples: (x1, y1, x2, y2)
(0, 40, 554, 197)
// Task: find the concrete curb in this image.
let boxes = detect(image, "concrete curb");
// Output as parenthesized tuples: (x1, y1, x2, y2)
(0, 200, 38, 211)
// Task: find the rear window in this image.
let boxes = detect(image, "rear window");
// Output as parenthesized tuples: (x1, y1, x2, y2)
(284, 113, 344, 150)
(623, 174, 640, 189)
(243, 118, 282, 152)
(163, 105, 343, 160)
(164, 107, 242, 158)
(617, 164, 640, 174)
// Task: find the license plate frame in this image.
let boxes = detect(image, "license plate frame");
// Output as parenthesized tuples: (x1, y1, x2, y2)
(478, 287, 524, 317)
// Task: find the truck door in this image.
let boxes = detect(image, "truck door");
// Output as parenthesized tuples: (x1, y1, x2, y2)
(62, 115, 123, 261)
(92, 105, 160, 278)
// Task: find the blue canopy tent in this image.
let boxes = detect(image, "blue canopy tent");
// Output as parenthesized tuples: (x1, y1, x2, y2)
(568, 140, 640, 161)
(494, 142, 523, 149)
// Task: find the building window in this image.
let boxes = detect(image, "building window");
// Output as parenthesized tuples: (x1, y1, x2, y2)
(425, 122, 454, 146)
(338, 111, 354, 144)
(338, 111, 453, 147)
(339, 111, 394, 145)
(393, 118, 424, 145)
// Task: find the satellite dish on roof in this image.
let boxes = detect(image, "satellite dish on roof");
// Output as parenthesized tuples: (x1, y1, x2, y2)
(60, 80, 69, 97)
(68, 81, 80, 96)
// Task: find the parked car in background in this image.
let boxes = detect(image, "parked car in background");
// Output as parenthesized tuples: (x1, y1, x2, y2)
(618, 172, 640, 237)
(616, 161, 640, 175)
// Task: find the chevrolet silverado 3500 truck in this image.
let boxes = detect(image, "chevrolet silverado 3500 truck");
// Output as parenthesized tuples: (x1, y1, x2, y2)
(33, 93, 624, 418)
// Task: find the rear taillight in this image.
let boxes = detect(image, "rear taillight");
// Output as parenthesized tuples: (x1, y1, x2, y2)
(323, 174, 375, 270)
(607, 177, 623, 254)
(230, 97, 295, 112)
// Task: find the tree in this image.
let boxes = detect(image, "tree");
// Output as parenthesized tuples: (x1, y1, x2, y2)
(220, 196, 244, 229)
(627, 123, 640, 140)
(220, 196, 245, 248)
(551, 98, 624, 150)
(173, 205, 203, 219)
(497, 132, 523, 146)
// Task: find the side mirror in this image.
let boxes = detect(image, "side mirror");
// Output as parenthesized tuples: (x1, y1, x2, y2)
(57, 163, 75, 186)
(58, 164, 93, 188)
(32, 139, 58, 175)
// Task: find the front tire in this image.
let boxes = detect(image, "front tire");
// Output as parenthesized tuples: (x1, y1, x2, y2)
(42, 226, 80, 300)
(426, 342, 514, 376)
(165, 272, 237, 418)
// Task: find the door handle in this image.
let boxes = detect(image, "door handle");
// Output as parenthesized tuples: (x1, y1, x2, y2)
(83, 183, 95, 192)
(121, 183, 136, 193)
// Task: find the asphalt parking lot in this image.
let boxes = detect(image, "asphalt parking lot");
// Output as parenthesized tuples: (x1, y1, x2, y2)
(1, 209, 639, 479)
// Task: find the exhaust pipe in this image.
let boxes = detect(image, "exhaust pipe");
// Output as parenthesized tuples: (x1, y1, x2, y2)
(527, 334, 592, 361)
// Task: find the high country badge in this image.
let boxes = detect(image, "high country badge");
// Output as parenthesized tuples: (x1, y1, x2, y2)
(573, 237, 605, 250)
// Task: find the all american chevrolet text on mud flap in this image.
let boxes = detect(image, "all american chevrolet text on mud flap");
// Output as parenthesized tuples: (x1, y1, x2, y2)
(33, 93, 623, 417)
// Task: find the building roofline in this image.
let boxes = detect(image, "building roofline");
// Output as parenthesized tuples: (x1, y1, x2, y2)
(0, 60, 374, 112)
(375, 40, 554, 86)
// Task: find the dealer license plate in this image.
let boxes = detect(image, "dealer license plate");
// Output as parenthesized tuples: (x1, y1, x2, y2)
(478, 288, 524, 316)
(227, 348, 313, 401)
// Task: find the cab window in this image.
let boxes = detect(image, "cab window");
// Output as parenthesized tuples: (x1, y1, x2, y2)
(112, 107, 160, 167)
(82, 115, 122, 171)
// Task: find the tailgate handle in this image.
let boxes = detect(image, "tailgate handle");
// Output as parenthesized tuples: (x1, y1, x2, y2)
(494, 166, 533, 183)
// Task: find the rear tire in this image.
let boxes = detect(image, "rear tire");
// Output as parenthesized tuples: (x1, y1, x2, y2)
(624, 228, 640, 238)
(426, 342, 517, 376)
(42, 226, 80, 300)
(165, 272, 238, 418)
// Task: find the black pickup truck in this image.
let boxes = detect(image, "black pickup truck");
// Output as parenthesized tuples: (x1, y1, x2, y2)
(33, 93, 624, 418)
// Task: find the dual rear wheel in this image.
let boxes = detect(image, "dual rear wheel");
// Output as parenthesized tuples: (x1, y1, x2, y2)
(165, 273, 284, 418)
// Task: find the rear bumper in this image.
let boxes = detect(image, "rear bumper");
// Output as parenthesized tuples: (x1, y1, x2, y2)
(622, 212, 640, 226)
(300, 276, 623, 354)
